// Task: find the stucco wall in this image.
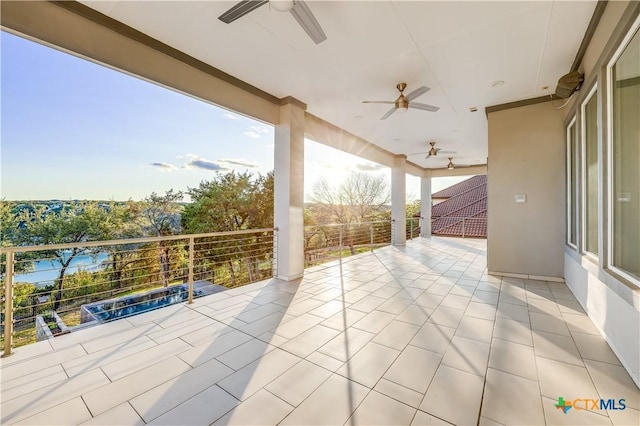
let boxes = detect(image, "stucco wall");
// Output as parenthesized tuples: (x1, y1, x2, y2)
(487, 101, 566, 278)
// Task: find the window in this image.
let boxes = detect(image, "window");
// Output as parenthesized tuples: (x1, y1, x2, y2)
(567, 118, 578, 249)
(582, 86, 598, 256)
(608, 21, 639, 282)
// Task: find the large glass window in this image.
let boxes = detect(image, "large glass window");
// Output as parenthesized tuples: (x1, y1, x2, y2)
(567, 119, 578, 248)
(582, 88, 598, 256)
(609, 25, 639, 281)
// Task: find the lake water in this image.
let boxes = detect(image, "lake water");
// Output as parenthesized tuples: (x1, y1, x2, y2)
(14, 252, 110, 287)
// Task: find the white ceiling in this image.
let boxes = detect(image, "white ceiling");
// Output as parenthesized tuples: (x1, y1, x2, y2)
(81, 0, 597, 170)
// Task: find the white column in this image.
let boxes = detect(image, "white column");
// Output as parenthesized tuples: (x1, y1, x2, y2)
(274, 102, 305, 280)
(420, 172, 432, 237)
(391, 156, 407, 246)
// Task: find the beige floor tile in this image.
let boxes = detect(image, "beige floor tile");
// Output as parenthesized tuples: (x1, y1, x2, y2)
(0, 340, 53, 366)
(384, 345, 442, 394)
(372, 321, 421, 350)
(441, 336, 490, 377)
(536, 356, 599, 399)
(14, 396, 91, 425)
(557, 299, 587, 314)
(217, 348, 301, 401)
(352, 310, 396, 334)
(178, 329, 253, 367)
(306, 351, 344, 372)
(584, 359, 640, 410)
(563, 312, 601, 335)
(130, 357, 233, 422)
(493, 317, 532, 346)
(125, 303, 186, 326)
(481, 368, 545, 425)
(428, 306, 465, 328)
(455, 316, 494, 343)
(449, 284, 477, 297)
(309, 300, 347, 318)
(530, 311, 571, 336)
(84, 356, 192, 416)
(420, 365, 484, 426)
(147, 384, 239, 425)
(347, 390, 416, 425)
(412, 410, 454, 425)
(349, 295, 387, 313)
(1, 364, 68, 402)
(572, 332, 622, 365)
(49, 319, 133, 351)
(280, 374, 369, 425)
(320, 308, 367, 331)
(216, 338, 275, 370)
(440, 294, 471, 310)
(415, 292, 446, 309)
(80, 403, 144, 425)
(233, 303, 284, 323)
(63, 336, 157, 377)
(542, 396, 613, 425)
(336, 342, 400, 388)
(283, 298, 325, 316)
(374, 378, 424, 409)
(1, 369, 109, 424)
(239, 311, 289, 337)
(465, 302, 497, 321)
(426, 283, 454, 295)
(281, 324, 340, 357)
(608, 407, 640, 426)
(377, 296, 413, 314)
(179, 321, 236, 346)
(488, 338, 537, 380)
(317, 327, 375, 362)
(274, 313, 324, 339)
(213, 389, 294, 425)
(343, 289, 371, 304)
(265, 359, 332, 406)
(496, 302, 530, 323)
(100, 338, 191, 381)
(472, 290, 499, 306)
(1, 345, 86, 382)
(396, 304, 432, 326)
(79, 323, 161, 353)
(533, 330, 583, 366)
(478, 416, 504, 425)
(410, 322, 456, 354)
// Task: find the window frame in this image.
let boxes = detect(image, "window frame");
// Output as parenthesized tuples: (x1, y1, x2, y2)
(580, 84, 599, 260)
(605, 14, 640, 287)
(566, 117, 578, 250)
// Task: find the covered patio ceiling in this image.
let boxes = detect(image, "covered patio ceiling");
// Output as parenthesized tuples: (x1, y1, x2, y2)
(77, 0, 597, 170)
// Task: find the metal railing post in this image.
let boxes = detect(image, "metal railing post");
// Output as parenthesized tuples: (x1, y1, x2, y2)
(410, 217, 414, 240)
(370, 224, 374, 252)
(462, 218, 466, 238)
(187, 237, 194, 304)
(339, 226, 343, 260)
(273, 228, 278, 278)
(391, 219, 395, 245)
(3, 250, 15, 357)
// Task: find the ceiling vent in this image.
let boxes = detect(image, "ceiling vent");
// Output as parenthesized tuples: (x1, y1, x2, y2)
(555, 71, 584, 98)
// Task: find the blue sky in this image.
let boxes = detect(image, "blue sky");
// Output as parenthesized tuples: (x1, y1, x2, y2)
(1, 31, 462, 202)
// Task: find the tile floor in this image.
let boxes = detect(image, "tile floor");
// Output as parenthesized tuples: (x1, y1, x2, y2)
(1, 237, 639, 425)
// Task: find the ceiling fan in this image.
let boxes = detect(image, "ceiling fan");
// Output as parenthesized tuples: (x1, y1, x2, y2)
(407, 141, 456, 159)
(218, 0, 327, 44)
(446, 157, 474, 170)
(362, 83, 440, 120)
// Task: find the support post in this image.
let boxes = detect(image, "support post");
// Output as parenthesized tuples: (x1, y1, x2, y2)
(391, 157, 407, 246)
(420, 172, 432, 237)
(188, 237, 194, 304)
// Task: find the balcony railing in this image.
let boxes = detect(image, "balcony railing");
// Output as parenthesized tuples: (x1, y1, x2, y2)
(1, 228, 275, 355)
(303, 221, 392, 268)
(431, 216, 487, 238)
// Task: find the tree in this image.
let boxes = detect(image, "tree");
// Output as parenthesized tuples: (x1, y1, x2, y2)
(182, 171, 274, 287)
(18, 202, 117, 310)
(129, 189, 184, 287)
(309, 172, 390, 254)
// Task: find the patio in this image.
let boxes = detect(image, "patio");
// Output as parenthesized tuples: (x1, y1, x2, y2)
(1, 236, 638, 425)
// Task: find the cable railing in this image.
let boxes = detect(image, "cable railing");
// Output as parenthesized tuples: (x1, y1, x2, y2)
(303, 221, 392, 268)
(431, 216, 487, 238)
(0, 228, 276, 355)
(406, 216, 422, 240)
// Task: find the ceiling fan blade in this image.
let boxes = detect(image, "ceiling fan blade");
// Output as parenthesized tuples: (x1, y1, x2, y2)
(406, 151, 429, 156)
(290, 0, 327, 44)
(380, 107, 397, 120)
(439, 150, 457, 154)
(410, 102, 440, 112)
(362, 101, 394, 104)
(218, 0, 269, 23)
(405, 86, 430, 102)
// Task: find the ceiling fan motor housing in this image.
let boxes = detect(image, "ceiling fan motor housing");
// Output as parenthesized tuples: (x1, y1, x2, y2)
(555, 71, 584, 98)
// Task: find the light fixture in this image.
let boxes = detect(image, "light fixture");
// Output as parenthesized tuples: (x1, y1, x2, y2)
(270, 0, 295, 12)
(447, 158, 455, 170)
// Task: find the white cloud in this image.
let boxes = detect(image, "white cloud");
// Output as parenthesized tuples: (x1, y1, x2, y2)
(243, 131, 261, 139)
(250, 125, 270, 134)
(149, 162, 177, 171)
(354, 162, 384, 172)
(183, 157, 229, 172)
(219, 159, 260, 169)
(224, 112, 239, 120)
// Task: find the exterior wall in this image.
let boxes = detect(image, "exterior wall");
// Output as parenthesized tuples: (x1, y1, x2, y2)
(487, 102, 566, 278)
(563, 0, 640, 387)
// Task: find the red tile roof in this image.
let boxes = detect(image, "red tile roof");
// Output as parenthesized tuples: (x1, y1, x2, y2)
(431, 175, 487, 238)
